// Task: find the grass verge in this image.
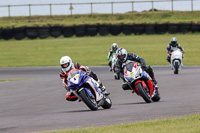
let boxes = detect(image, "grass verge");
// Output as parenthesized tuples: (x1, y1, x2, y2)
(0, 33, 200, 67)
(0, 11, 200, 28)
(42, 114, 200, 133)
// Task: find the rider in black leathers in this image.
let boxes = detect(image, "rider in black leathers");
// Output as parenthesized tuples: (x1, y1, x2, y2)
(115, 48, 158, 90)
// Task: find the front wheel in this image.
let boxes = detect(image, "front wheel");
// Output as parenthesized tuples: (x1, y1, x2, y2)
(174, 62, 179, 74)
(79, 89, 98, 111)
(136, 83, 152, 103)
(101, 95, 112, 109)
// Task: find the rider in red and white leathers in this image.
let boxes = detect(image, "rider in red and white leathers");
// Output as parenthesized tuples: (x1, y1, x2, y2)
(59, 56, 109, 101)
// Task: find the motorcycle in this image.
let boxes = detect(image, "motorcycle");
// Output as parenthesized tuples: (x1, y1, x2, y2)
(110, 53, 120, 80)
(67, 69, 112, 111)
(123, 61, 160, 103)
(170, 49, 183, 74)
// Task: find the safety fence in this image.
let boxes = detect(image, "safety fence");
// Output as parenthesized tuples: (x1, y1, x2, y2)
(0, 0, 199, 17)
(0, 23, 200, 40)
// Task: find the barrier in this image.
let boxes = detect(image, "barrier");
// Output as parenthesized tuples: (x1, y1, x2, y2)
(38, 26, 50, 39)
(133, 24, 145, 35)
(110, 24, 122, 36)
(99, 24, 110, 36)
(155, 24, 168, 34)
(0, 29, 2, 39)
(74, 25, 86, 37)
(145, 24, 155, 34)
(2, 28, 13, 40)
(179, 23, 191, 34)
(168, 23, 179, 34)
(26, 27, 38, 39)
(122, 24, 133, 35)
(50, 26, 62, 38)
(13, 27, 26, 40)
(1, 23, 200, 40)
(86, 25, 98, 36)
(191, 23, 200, 33)
(62, 26, 74, 37)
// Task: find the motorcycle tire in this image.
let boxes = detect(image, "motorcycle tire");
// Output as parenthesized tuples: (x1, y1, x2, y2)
(152, 90, 161, 102)
(79, 89, 98, 111)
(174, 62, 179, 74)
(101, 95, 112, 109)
(136, 83, 152, 103)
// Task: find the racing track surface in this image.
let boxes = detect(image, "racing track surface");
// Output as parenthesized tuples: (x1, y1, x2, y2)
(0, 66, 200, 133)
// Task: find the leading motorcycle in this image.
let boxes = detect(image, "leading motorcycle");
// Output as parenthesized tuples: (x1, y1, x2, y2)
(67, 69, 112, 111)
(123, 61, 160, 103)
(170, 49, 183, 74)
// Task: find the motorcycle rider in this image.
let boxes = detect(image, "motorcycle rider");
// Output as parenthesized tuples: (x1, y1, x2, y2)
(59, 56, 109, 101)
(107, 43, 118, 71)
(115, 48, 158, 91)
(166, 37, 184, 63)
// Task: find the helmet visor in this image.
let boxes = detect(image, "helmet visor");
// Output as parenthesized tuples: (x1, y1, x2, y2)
(171, 41, 177, 47)
(113, 47, 117, 51)
(118, 55, 125, 60)
(61, 62, 70, 68)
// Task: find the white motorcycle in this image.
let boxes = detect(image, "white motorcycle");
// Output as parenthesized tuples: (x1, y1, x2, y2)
(170, 49, 183, 74)
(109, 53, 120, 80)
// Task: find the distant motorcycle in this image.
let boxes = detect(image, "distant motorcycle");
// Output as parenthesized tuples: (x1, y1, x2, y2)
(67, 69, 112, 111)
(170, 49, 183, 74)
(123, 61, 160, 103)
(111, 53, 120, 80)
(108, 53, 120, 80)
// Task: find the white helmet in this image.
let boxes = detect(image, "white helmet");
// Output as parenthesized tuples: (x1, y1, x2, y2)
(116, 48, 127, 62)
(60, 56, 72, 72)
(111, 43, 118, 52)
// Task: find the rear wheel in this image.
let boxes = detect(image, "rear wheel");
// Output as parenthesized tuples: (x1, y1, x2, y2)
(101, 95, 112, 109)
(174, 62, 179, 74)
(136, 83, 152, 103)
(79, 89, 98, 111)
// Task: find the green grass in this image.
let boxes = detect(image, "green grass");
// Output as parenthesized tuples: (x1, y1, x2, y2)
(0, 33, 200, 67)
(42, 114, 200, 133)
(1, 11, 200, 28)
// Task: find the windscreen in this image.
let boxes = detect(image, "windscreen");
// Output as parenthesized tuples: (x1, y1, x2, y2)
(125, 62, 136, 72)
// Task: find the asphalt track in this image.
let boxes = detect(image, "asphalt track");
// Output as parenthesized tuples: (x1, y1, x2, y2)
(0, 66, 200, 133)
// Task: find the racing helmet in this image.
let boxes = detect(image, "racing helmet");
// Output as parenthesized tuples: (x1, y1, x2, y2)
(171, 37, 177, 47)
(60, 56, 72, 72)
(116, 48, 127, 62)
(111, 43, 118, 52)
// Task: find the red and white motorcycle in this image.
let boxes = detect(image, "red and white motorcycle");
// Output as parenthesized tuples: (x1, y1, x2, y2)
(170, 49, 183, 74)
(123, 61, 160, 103)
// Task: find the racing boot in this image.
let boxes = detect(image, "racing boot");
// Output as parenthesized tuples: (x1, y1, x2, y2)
(98, 80, 110, 95)
(122, 83, 132, 90)
(152, 80, 159, 91)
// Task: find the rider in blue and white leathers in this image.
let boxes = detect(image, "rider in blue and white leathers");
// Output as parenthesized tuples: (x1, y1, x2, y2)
(115, 48, 158, 90)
